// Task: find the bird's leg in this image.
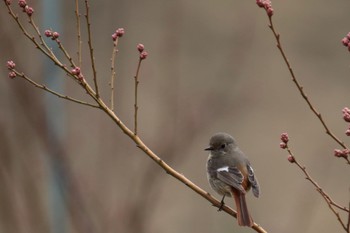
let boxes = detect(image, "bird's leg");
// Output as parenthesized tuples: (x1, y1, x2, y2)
(217, 194, 226, 211)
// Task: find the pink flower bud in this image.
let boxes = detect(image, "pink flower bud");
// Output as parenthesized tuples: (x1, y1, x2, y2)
(256, 0, 264, 8)
(279, 142, 287, 149)
(334, 149, 349, 158)
(6, 60, 16, 70)
(25, 6, 34, 16)
(8, 71, 16, 79)
(342, 37, 349, 47)
(264, 1, 272, 9)
(71, 67, 81, 75)
(137, 43, 145, 53)
(287, 155, 295, 163)
(44, 30, 52, 37)
(140, 51, 148, 60)
(256, 0, 273, 17)
(267, 7, 274, 17)
(115, 28, 125, 37)
(52, 32, 60, 40)
(346, 129, 350, 136)
(112, 33, 118, 41)
(342, 107, 350, 122)
(5, 0, 12, 5)
(18, 0, 26, 8)
(334, 149, 342, 157)
(347, 32, 350, 40)
(280, 133, 289, 143)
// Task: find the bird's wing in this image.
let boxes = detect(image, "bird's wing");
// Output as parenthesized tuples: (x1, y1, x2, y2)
(216, 166, 246, 194)
(247, 165, 260, 198)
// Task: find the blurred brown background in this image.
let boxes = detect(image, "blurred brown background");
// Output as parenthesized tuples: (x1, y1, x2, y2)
(1, 1, 350, 233)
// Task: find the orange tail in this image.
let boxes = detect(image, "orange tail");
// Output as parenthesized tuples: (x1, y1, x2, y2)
(232, 190, 253, 227)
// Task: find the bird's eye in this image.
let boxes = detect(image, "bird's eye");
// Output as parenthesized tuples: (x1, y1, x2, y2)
(220, 144, 226, 149)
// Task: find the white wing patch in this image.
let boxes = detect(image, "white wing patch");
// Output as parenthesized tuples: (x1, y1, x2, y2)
(217, 166, 229, 172)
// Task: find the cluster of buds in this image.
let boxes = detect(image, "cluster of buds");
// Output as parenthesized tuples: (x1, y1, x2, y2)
(256, 0, 274, 17)
(44, 29, 60, 41)
(137, 43, 148, 60)
(334, 149, 349, 159)
(70, 67, 84, 82)
(341, 33, 350, 51)
(346, 126, 350, 136)
(342, 107, 350, 136)
(279, 133, 295, 163)
(18, 0, 34, 17)
(279, 132, 289, 149)
(6, 60, 16, 79)
(342, 107, 350, 122)
(112, 28, 125, 41)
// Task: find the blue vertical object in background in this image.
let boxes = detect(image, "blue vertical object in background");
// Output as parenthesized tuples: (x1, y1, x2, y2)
(42, 1, 66, 233)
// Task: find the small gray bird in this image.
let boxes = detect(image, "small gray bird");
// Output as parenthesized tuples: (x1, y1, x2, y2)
(205, 132, 260, 227)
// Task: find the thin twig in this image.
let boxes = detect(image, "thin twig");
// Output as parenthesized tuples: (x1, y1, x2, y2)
(5, 3, 83, 85)
(286, 147, 349, 232)
(5, 4, 62, 67)
(109, 37, 119, 111)
(13, 70, 99, 108)
(29, 18, 56, 58)
(75, 0, 82, 67)
(5, 1, 101, 106)
(84, 0, 99, 98)
(133, 59, 142, 135)
(29, 15, 79, 80)
(57, 40, 77, 68)
(29, 17, 77, 73)
(266, 14, 350, 164)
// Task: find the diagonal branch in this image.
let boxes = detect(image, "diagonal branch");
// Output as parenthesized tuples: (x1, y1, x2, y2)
(265, 12, 350, 164)
(5, 4, 62, 67)
(13, 70, 99, 108)
(57, 40, 77, 68)
(28, 17, 57, 59)
(78, 82, 268, 232)
(285, 146, 349, 232)
(5, 3, 82, 85)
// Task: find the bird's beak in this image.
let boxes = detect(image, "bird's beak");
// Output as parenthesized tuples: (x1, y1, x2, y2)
(204, 146, 213, 151)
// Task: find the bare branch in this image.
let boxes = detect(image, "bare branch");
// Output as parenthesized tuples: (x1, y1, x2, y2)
(260, 5, 350, 164)
(5, 4, 62, 66)
(285, 146, 349, 232)
(14, 70, 99, 108)
(28, 18, 56, 58)
(257, 0, 350, 164)
(84, 0, 99, 98)
(84, 91, 268, 233)
(4, 3, 83, 86)
(133, 59, 142, 135)
(57, 40, 77, 68)
(75, 0, 82, 67)
(109, 37, 119, 111)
